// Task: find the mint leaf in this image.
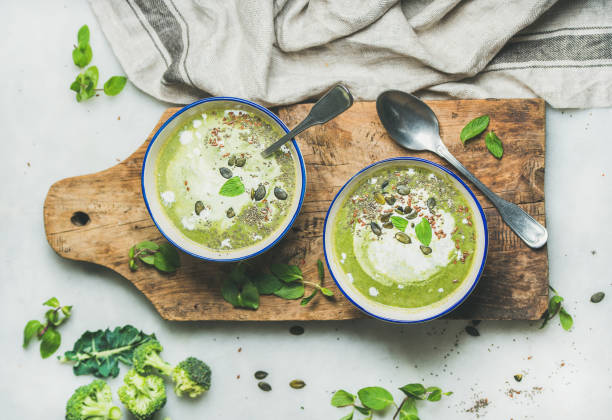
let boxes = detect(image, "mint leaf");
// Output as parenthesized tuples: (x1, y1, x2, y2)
(460, 115, 489, 143)
(331, 390, 355, 407)
(274, 282, 304, 299)
(300, 289, 318, 306)
(219, 176, 245, 197)
(321, 287, 334, 297)
(253, 273, 282, 295)
(23, 320, 43, 347)
(77, 25, 90, 49)
(427, 388, 442, 401)
(153, 243, 180, 273)
(40, 328, 61, 359)
(400, 383, 426, 399)
(72, 44, 92, 68)
(485, 131, 503, 159)
(241, 281, 260, 310)
(135, 241, 159, 251)
(139, 254, 155, 265)
(43, 297, 60, 308)
(559, 307, 573, 331)
(357, 386, 394, 410)
(390, 215, 408, 232)
(398, 397, 418, 419)
(221, 277, 241, 307)
(317, 259, 325, 282)
(354, 406, 371, 415)
(339, 412, 354, 420)
(270, 263, 303, 283)
(104, 76, 127, 96)
(84, 65, 99, 87)
(415, 218, 432, 247)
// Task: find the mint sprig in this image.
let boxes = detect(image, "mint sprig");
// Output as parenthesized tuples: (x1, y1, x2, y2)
(219, 176, 245, 197)
(460, 115, 489, 143)
(485, 131, 504, 159)
(129, 241, 180, 273)
(540, 286, 573, 331)
(415, 218, 432, 247)
(23, 297, 72, 358)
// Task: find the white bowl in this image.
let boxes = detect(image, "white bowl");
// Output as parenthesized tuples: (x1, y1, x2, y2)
(323, 157, 488, 323)
(141, 97, 306, 262)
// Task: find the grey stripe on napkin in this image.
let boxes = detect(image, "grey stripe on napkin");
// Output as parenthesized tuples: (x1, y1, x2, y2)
(89, 0, 612, 108)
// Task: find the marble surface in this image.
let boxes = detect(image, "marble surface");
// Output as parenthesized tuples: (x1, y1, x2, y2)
(1, 2, 611, 419)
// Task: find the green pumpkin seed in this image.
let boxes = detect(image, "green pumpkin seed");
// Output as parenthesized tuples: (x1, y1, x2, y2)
(220, 167, 233, 179)
(397, 184, 410, 195)
(427, 197, 436, 212)
(258, 382, 272, 392)
(420, 245, 432, 255)
(514, 374, 523, 382)
(385, 196, 396, 205)
(405, 208, 418, 219)
(251, 188, 255, 199)
(381, 180, 389, 190)
(380, 213, 391, 223)
(374, 192, 385, 205)
(395, 206, 404, 214)
(235, 156, 246, 167)
(254, 184, 266, 201)
(228, 155, 236, 166)
(395, 232, 411, 244)
(226, 207, 235, 218)
(591, 292, 605, 303)
(254, 371, 268, 380)
(383, 221, 394, 229)
(195, 200, 205, 215)
(370, 222, 382, 236)
(274, 187, 288, 200)
(290, 380, 305, 389)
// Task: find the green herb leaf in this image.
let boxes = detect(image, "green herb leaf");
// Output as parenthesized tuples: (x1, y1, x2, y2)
(40, 328, 61, 359)
(270, 263, 303, 283)
(559, 307, 573, 331)
(460, 115, 489, 143)
(274, 282, 305, 299)
(339, 412, 354, 420)
(415, 218, 432, 247)
(43, 297, 60, 308)
(84, 65, 99, 88)
(354, 406, 371, 415)
(331, 390, 356, 407)
(45, 309, 60, 325)
(219, 176, 245, 197)
(135, 241, 159, 251)
(153, 243, 180, 273)
(320, 287, 334, 297)
(253, 273, 282, 295)
(398, 397, 418, 419)
(400, 383, 426, 399)
(72, 44, 92, 68)
(240, 281, 260, 310)
(70, 80, 81, 92)
(104, 76, 127, 96)
(23, 320, 43, 347)
(485, 131, 503, 159)
(61, 305, 73, 317)
(59, 325, 156, 377)
(357, 386, 394, 410)
(221, 277, 241, 307)
(390, 216, 408, 232)
(129, 246, 135, 259)
(129, 259, 138, 271)
(300, 289, 318, 306)
(317, 259, 325, 282)
(443, 391, 453, 396)
(139, 254, 155, 265)
(427, 388, 442, 401)
(77, 25, 90, 49)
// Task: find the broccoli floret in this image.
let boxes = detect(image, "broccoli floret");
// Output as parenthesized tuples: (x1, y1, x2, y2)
(133, 340, 173, 377)
(66, 379, 122, 420)
(118, 370, 166, 420)
(171, 357, 211, 398)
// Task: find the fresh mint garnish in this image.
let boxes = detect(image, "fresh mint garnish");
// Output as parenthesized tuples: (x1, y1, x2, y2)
(219, 176, 245, 197)
(460, 115, 489, 143)
(129, 241, 180, 273)
(415, 218, 432, 247)
(23, 297, 72, 359)
(485, 131, 503, 159)
(103, 76, 128, 96)
(390, 215, 408, 232)
(540, 286, 573, 331)
(72, 25, 92, 68)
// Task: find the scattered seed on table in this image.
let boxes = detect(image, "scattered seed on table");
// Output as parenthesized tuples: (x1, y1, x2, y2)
(514, 374, 523, 382)
(290, 325, 304, 335)
(258, 381, 272, 392)
(591, 292, 605, 303)
(254, 371, 268, 380)
(465, 326, 480, 336)
(290, 380, 306, 389)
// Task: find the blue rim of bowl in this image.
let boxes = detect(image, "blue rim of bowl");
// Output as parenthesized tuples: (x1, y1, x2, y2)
(323, 157, 489, 323)
(141, 96, 307, 262)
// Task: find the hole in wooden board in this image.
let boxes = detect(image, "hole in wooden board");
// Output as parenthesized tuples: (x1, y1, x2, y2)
(70, 211, 90, 226)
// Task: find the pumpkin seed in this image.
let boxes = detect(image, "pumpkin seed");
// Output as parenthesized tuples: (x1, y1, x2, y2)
(514, 374, 523, 382)
(465, 326, 480, 336)
(235, 156, 246, 167)
(254, 184, 266, 201)
(405, 209, 418, 219)
(374, 192, 385, 205)
(195, 200, 205, 215)
(383, 221, 394, 229)
(395, 232, 411, 244)
(420, 245, 432, 255)
(395, 206, 404, 214)
(228, 155, 236, 166)
(289, 325, 304, 335)
(385, 196, 396, 205)
(290, 380, 305, 389)
(274, 187, 288, 200)
(591, 292, 605, 303)
(370, 222, 382, 236)
(380, 213, 391, 223)
(251, 188, 255, 199)
(258, 382, 272, 392)
(226, 207, 235, 218)
(220, 167, 233, 179)
(254, 371, 268, 380)
(397, 184, 410, 195)
(427, 197, 436, 212)
(381, 180, 389, 190)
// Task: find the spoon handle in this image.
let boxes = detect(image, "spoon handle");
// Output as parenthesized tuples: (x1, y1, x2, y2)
(261, 85, 353, 157)
(436, 143, 548, 249)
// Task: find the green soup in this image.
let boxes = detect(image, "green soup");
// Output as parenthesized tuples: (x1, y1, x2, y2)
(156, 107, 297, 250)
(333, 165, 478, 308)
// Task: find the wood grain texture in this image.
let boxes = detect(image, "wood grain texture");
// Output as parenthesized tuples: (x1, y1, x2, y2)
(44, 99, 548, 321)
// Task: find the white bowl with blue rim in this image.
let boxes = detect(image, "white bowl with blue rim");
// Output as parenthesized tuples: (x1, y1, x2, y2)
(323, 157, 488, 323)
(141, 97, 306, 262)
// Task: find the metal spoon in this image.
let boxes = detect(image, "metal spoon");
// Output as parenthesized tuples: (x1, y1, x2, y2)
(376, 90, 547, 249)
(261, 84, 353, 158)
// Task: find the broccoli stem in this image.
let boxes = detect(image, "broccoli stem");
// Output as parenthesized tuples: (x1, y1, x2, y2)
(81, 396, 121, 420)
(146, 352, 173, 377)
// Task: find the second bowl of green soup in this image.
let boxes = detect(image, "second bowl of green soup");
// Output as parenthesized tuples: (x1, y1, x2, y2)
(323, 157, 488, 323)
(142, 97, 306, 262)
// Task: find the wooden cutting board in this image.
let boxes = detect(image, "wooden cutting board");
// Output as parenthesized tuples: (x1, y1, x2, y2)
(44, 99, 548, 321)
